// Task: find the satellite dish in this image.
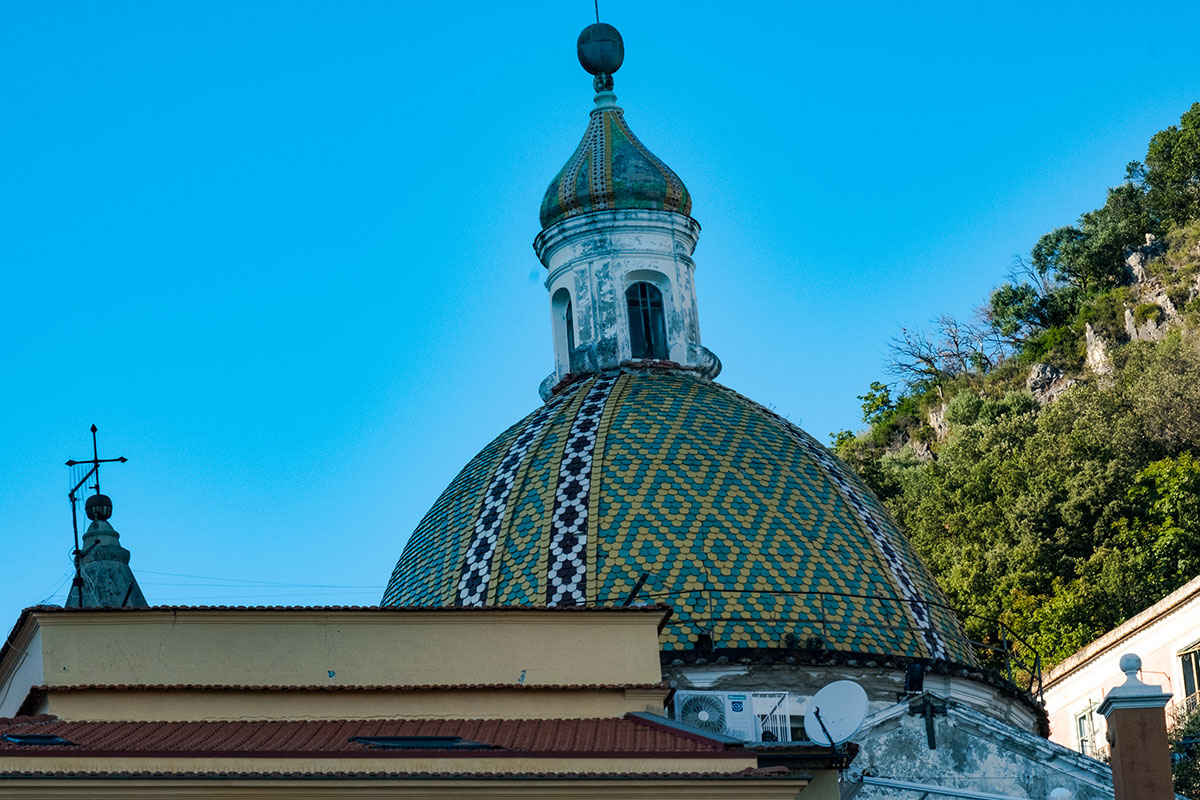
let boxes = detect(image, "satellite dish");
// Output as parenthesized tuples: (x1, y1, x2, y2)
(803, 680, 868, 746)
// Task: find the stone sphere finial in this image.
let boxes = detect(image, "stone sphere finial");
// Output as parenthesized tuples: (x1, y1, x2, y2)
(1119, 652, 1142, 678)
(577, 23, 623, 90)
(1049, 789, 1072, 800)
(85, 493, 113, 521)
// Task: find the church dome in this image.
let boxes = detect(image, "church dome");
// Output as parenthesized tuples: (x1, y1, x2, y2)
(538, 95, 692, 229)
(383, 369, 974, 665)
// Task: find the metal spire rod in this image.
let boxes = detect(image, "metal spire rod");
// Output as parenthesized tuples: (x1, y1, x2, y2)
(91, 425, 100, 494)
(64, 425, 127, 607)
(594, 0, 599, 23)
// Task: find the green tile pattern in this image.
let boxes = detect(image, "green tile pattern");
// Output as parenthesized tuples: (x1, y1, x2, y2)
(382, 371, 974, 664)
(540, 102, 692, 229)
(491, 385, 588, 606)
(381, 417, 525, 607)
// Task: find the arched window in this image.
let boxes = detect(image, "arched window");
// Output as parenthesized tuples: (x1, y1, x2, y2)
(626, 282, 668, 360)
(551, 287, 575, 374)
(564, 299, 575, 355)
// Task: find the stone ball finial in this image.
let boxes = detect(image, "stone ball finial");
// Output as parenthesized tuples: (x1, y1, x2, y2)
(577, 23, 624, 78)
(85, 493, 113, 521)
(1119, 652, 1142, 678)
(1049, 789, 1072, 800)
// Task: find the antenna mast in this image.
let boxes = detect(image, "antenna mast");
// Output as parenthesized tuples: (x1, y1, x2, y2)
(65, 425, 127, 607)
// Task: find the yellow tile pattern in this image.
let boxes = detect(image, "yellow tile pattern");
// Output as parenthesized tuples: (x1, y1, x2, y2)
(383, 371, 974, 664)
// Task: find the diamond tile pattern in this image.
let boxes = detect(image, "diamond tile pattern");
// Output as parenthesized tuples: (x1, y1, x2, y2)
(547, 376, 617, 606)
(456, 394, 566, 607)
(383, 372, 974, 663)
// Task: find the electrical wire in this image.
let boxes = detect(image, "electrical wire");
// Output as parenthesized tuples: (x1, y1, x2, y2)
(136, 569, 383, 590)
(139, 590, 384, 602)
(33, 569, 75, 606)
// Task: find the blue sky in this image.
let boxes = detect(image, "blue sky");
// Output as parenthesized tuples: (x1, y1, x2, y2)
(2, 1, 1199, 622)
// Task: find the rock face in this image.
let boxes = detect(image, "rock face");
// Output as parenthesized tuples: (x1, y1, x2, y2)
(1122, 232, 1193, 343)
(1125, 233, 1163, 283)
(927, 403, 949, 442)
(1085, 324, 1113, 376)
(1026, 363, 1076, 404)
(1125, 306, 1169, 343)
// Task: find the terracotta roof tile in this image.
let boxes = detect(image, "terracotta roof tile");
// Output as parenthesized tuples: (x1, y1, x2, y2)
(0, 770, 803, 780)
(0, 716, 738, 758)
(31, 682, 666, 693)
(17, 683, 668, 714)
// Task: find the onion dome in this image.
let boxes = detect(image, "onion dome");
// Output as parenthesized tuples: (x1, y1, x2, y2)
(383, 370, 974, 665)
(539, 24, 692, 230)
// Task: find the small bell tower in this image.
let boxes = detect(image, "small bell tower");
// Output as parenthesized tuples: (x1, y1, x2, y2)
(534, 22, 720, 400)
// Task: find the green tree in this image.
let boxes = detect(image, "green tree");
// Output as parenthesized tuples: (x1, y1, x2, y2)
(1170, 702, 1200, 798)
(859, 381, 895, 425)
(829, 429, 856, 449)
(1109, 453, 1200, 598)
(1132, 102, 1200, 227)
(838, 103, 1200, 673)
(1030, 182, 1148, 294)
(851, 331, 1200, 665)
(989, 282, 1044, 341)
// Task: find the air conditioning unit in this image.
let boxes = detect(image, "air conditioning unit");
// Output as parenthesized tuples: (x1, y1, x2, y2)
(672, 691, 758, 740)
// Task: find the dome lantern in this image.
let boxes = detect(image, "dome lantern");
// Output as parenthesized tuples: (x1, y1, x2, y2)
(539, 22, 691, 231)
(534, 23, 718, 398)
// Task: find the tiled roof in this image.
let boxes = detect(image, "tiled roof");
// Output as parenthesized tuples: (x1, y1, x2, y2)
(383, 371, 975, 664)
(15, 683, 670, 718)
(0, 716, 739, 758)
(27, 682, 667, 693)
(0, 769, 801, 780)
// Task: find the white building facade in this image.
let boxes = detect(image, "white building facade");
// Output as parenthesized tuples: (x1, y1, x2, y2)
(1043, 574, 1200, 758)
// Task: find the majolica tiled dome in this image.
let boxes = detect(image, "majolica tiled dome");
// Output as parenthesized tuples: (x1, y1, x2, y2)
(539, 96, 692, 230)
(382, 370, 974, 664)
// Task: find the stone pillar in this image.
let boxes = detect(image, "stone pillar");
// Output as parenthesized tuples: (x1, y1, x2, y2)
(1098, 653, 1173, 800)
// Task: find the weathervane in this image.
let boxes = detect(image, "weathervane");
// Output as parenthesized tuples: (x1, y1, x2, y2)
(65, 425, 127, 607)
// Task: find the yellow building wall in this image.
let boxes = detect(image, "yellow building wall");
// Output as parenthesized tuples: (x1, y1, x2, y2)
(0, 775, 815, 800)
(22, 608, 663, 689)
(0, 753, 758, 776)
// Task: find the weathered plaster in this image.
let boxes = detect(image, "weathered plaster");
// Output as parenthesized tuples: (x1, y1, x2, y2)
(63, 518, 148, 609)
(534, 209, 720, 395)
(849, 701, 1113, 800)
(662, 662, 1111, 799)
